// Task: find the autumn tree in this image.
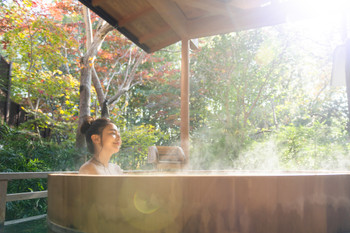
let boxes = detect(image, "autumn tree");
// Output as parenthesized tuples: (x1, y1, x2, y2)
(75, 6, 180, 150)
(1, 0, 79, 141)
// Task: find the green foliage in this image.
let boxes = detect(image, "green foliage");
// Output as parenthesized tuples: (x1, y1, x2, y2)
(1, 0, 80, 146)
(0, 122, 78, 220)
(215, 120, 350, 171)
(109, 121, 164, 170)
(190, 30, 290, 167)
(277, 121, 350, 170)
(189, 23, 350, 171)
(0, 123, 78, 171)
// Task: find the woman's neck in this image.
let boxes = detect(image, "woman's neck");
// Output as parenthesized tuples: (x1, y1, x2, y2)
(93, 150, 111, 167)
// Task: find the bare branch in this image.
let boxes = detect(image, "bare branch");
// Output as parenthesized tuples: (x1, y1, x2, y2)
(35, 98, 40, 111)
(82, 6, 93, 50)
(126, 52, 145, 88)
(82, 21, 114, 64)
(121, 47, 133, 88)
(27, 89, 34, 110)
(108, 88, 127, 105)
(105, 50, 129, 94)
(92, 65, 105, 106)
(244, 46, 287, 124)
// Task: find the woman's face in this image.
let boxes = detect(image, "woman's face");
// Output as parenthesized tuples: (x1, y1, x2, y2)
(100, 123, 122, 154)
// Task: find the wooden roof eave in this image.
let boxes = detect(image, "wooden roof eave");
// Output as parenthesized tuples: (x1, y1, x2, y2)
(79, 0, 312, 53)
(79, 0, 152, 53)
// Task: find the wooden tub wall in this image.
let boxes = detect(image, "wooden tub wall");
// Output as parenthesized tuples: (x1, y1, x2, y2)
(47, 172, 350, 233)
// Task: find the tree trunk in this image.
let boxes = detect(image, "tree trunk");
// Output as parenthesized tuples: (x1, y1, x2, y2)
(101, 99, 110, 118)
(75, 7, 114, 155)
(75, 6, 93, 153)
(271, 98, 278, 129)
(75, 65, 92, 151)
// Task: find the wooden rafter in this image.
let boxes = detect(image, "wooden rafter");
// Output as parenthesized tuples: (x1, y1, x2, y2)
(139, 25, 171, 44)
(187, 2, 290, 39)
(147, 0, 188, 39)
(174, 0, 236, 16)
(91, 0, 105, 7)
(229, 0, 268, 9)
(187, 15, 236, 39)
(149, 35, 181, 52)
(118, 6, 155, 27)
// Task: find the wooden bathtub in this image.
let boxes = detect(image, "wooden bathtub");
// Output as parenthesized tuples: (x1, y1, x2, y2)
(47, 171, 350, 233)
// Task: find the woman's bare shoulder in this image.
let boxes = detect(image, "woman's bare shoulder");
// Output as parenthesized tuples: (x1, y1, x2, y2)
(109, 163, 124, 175)
(79, 161, 99, 174)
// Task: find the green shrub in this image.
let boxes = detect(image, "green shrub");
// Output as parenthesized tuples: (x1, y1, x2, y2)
(0, 121, 78, 220)
(112, 124, 163, 170)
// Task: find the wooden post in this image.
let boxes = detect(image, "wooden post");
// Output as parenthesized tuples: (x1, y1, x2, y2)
(0, 180, 8, 232)
(181, 39, 190, 162)
(346, 40, 350, 135)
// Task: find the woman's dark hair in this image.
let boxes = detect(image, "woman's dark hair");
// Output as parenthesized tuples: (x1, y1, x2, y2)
(80, 116, 112, 154)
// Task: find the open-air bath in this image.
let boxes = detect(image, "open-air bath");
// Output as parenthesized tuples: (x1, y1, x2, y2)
(47, 171, 350, 233)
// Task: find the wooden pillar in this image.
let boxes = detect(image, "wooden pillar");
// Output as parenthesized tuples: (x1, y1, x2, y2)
(346, 40, 350, 135)
(181, 39, 190, 162)
(0, 180, 8, 232)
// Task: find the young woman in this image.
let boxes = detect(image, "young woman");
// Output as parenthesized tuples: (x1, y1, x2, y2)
(79, 116, 123, 175)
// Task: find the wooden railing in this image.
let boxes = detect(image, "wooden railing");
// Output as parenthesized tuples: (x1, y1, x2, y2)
(0, 171, 77, 232)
